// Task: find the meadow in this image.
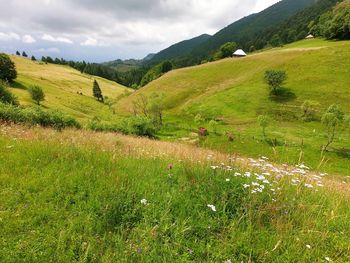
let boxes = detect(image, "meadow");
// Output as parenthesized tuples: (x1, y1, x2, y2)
(0, 124, 349, 262)
(117, 39, 350, 176)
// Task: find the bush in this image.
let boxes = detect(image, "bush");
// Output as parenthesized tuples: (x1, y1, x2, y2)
(126, 116, 157, 137)
(28, 85, 45, 105)
(87, 116, 158, 138)
(0, 82, 18, 105)
(0, 53, 17, 83)
(0, 103, 80, 130)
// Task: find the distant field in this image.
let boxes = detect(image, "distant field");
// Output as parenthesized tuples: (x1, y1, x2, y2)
(9, 56, 131, 123)
(117, 39, 350, 176)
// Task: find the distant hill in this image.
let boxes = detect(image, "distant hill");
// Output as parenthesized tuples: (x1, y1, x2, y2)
(148, 34, 211, 65)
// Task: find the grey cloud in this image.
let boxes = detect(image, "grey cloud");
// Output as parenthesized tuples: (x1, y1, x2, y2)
(0, 0, 279, 61)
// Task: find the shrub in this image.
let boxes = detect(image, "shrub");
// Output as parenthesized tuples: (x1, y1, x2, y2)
(126, 116, 157, 137)
(0, 53, 17, 83)
(28, 85, 45, 105)
(0, 82, 18, 105)
(0, 103, 80, 130)
(301, 100, 320, 121)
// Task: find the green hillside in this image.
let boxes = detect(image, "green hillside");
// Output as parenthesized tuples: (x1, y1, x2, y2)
(118, 39, 350, 175)
(9, 56, 131, 123)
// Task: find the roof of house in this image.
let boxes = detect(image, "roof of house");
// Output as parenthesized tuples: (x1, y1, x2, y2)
(233, 49, 247, 56)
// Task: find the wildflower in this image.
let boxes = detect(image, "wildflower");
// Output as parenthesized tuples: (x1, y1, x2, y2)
(305, 184, 314, 188)
(226, 178, 230, 182)
(243, 184, 250, 189)
(325, 257, 330, 262)
(168, 163, 173, 170)
(211, 166, 219, 170)
(207, 204, 216, 212)
(227, 260, 232, 263)
(140, 199, 148, 205)
(306, 244, 311, 249)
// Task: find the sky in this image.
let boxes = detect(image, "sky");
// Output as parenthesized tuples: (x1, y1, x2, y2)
(0, 0, 279, 62)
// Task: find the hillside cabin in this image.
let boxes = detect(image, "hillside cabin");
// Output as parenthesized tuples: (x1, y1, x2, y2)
(233, 49, 247, 57)
(305, 34, 315, 39)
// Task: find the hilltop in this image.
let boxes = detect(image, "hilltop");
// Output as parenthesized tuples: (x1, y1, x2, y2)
(9, 56, 131, 123)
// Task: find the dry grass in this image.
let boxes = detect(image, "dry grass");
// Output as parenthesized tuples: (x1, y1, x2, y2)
(1, 123, 349, 197)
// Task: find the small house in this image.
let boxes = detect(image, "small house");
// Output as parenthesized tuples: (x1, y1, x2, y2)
(233, 49, 247, 57)
(305, 34, 315, 39)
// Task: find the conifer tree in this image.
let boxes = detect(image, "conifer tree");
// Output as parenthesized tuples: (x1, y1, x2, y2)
(92, 80, 103, 102)
(22, 51, 28, 57)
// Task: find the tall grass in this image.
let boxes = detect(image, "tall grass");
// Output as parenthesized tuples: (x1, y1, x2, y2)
(0, 129, 349, 262)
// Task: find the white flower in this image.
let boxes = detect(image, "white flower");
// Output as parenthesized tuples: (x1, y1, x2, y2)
(140, 199, 148, 205)
(211, 166, 219, 170)
(226, 178, 230, 182)
(243, 184, 250, 188)
(207, 204, 216, 212)
(305, 184, 314, 188)
(306, 244, 311, 249)
(325, 257, 330, 262)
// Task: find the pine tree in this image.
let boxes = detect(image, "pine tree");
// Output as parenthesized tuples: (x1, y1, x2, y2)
(16, 51, 20, 56)
(92, 80, 103, 102)
(22, 51, 28, 57)
(31, 56, 36, 61)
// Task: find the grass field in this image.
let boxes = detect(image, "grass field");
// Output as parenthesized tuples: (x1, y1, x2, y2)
(0, 124, 349, 262)
(9, 56, 131, 123)
(117, 39, 350, 176)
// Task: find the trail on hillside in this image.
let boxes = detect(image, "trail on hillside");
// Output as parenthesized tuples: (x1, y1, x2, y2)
(1, 124, 349, 197)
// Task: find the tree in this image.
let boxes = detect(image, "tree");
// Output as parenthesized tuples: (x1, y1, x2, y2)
(29, 85, 45, 105)
(92, 80, 104, 102)
(301, 100, 319, 121)
(16, 51, 20, 56)
(264, 70, 287, 95)
(270, 34, 281, 47)
(31, 56, 36, 61)
(161, 61, 173, 73)
(104, 96, 115, 114)
(258, 115, 270, 138)
(321, 104, 344, 150)
(148, 93, 165, 126)
(0, 81, 18, 105)
(22, 51, 28, 57)
(219, 42, 237, 58)
(0, 53, 17, 83)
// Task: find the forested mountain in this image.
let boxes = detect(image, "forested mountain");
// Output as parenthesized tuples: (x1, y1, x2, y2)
(148, 34, 211, 65)
(178, 0, 317, 64)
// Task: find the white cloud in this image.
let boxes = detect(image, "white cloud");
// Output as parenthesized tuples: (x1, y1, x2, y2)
(36, 47, 60, 53)
(80, 37, 109, 47)
(0, 32, 20, 41)
(22, 34, 36, 43)
(42, 34, 73, 44)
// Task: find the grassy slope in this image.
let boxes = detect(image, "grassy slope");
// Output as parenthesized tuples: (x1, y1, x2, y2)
(118, 39, 350, 175)
(10, 56, 132, 123)
(0, 124, 349, 262)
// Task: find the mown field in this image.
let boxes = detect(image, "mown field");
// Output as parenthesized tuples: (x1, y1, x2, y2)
(0, 124, 349, 262)
(9, 56, 131, 123)
(117, 39, 350, 176)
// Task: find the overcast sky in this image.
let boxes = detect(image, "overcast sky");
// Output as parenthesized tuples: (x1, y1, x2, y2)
(0, 0, 279, 62)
